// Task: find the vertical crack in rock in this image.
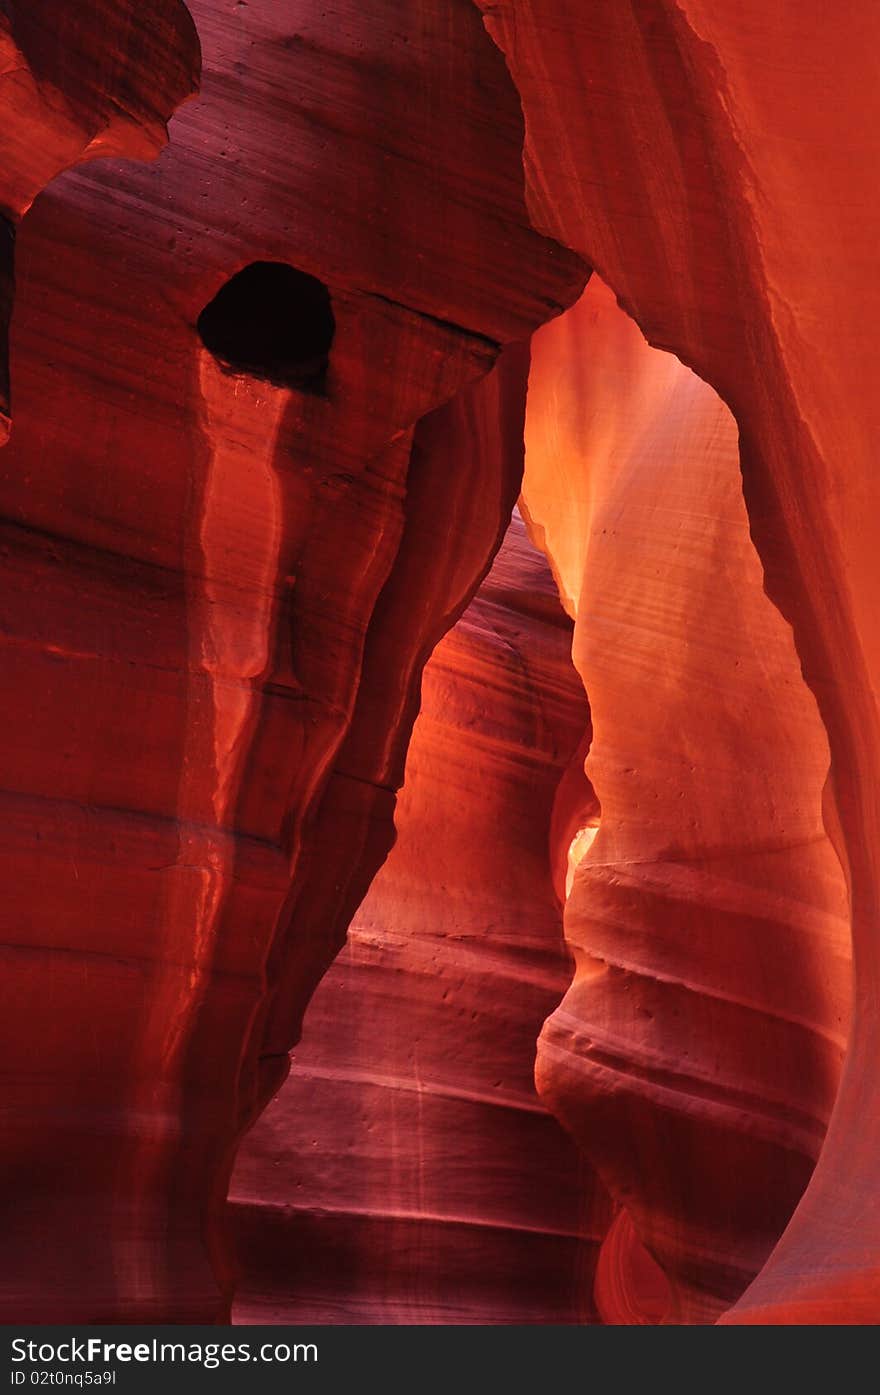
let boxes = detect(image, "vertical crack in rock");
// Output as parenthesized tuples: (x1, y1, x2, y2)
(593, 1208, 671, 1325)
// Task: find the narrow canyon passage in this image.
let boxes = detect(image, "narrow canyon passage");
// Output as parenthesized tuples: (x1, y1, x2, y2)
(229, 512, 612, 1324)
(228, 277, 852, 1326)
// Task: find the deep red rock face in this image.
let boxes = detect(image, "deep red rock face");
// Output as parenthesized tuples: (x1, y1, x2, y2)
(0, 0, 584, 1323)
(230, 514, 611, 1324)
(2, 0, 878, 1327)
(0, 0, 200, 437)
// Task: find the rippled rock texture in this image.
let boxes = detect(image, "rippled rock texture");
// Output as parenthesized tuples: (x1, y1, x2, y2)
(3, 0, 879, 1326)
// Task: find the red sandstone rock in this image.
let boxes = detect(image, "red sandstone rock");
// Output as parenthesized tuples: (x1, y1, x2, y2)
(0, 0, 200, 438)
(230, 514, 611, 1324)
(0, 0, 584, 1322)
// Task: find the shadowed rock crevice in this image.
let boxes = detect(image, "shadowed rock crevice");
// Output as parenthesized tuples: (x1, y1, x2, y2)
(197, 262, 336, 393)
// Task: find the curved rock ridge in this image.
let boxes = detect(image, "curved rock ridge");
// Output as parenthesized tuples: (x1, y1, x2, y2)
(474, 0, 879, 1325)
(229, 512, 612, 1324)
(523, 275, 850, 1321)
(0, 0, 586, 1321)
(0, 0, 201, 438)
(593, 1209, 671, 1326)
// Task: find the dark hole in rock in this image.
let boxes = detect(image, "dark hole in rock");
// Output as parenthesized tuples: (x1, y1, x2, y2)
(197, 261, 335, 392)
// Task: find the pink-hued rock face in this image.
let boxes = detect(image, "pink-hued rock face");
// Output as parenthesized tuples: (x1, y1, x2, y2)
(3, 0, 879, 1326)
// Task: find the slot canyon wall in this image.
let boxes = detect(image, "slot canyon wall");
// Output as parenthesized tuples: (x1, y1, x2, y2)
(525, 275, 850, 1322)
(230, 513, 612, 1326)
(0, 0, 878, 1326)
(0, 0, 585, 1322)
(473, 0, 880, 1321)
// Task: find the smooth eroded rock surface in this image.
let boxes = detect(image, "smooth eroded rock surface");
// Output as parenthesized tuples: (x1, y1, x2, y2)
(476, 0, 878, 1323)
(230, 515, 611, 1324)
(524, 276, 850, 1321)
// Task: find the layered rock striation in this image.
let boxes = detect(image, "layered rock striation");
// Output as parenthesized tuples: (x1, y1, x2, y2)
(230, 514, 610, 1324)
(0, 0, 200, 438)
(476, 0, 879, 1324)
(524, 274, 850, 1321)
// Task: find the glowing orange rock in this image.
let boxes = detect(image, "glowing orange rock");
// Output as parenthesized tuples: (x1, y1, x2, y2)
(476, 0, 880, 1324)
(524, 275, 850, 1321)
